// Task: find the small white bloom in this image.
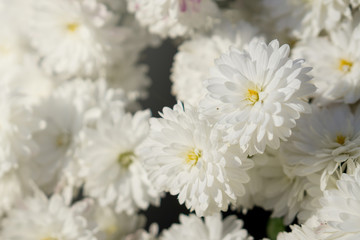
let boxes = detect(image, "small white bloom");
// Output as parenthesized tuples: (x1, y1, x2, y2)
(171, 20, 262, 106)
(140, 102, 253, 216)
(293, 17, 360, 104)
(128, 0, 220, 38)
(160, 213, 252, 240)
(284, 104, 360, 189)
(80, 108, 160, 214)
(200, 39, 315, 155)
(0, 190, 96, 240)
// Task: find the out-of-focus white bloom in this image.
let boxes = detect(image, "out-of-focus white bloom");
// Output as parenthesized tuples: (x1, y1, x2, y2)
(0, 169, 32, 216)
(80, 108, 160, 214)
(263, 0, 352, 39)
(200, 39, 315, 155)
(284, 104, 360, 189)
(1, 190, 97, 240)
(0, 86, 42, 177)
(92, 205, 146, 240)
(31, 79, 127, 194)
(171, 20, 261, 106)
(160, 213, 252, 240)
(277, 215, 331, 240)
(254, 148, 313, 225)
(140, 102, 253, 216)
(318, 165, 360, 239)
(28, 0, 127, 78)
(106, 60, 150, 105)
(128, 0, 220, 38)
(3, 54, 55, 106)
(125, 224, 159, 240)
(293, 17, 360, 104)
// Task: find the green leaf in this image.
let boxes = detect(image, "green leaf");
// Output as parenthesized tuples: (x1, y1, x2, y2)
(266, 218, 285, 240)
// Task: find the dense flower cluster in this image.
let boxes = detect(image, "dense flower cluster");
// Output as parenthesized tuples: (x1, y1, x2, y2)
(1, 0, 360, 239)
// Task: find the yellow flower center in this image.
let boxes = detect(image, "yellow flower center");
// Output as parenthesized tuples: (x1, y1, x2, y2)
(336, 135, 346, 145)
(117, 151, 135, 168)
(105, 224, 118, 235)
(56, 133, 71, 147)
(66, 23, 79, 32)
(338, 59, 353, 73)
(246, 89, 259, 104)
(185, 149, 202, 167)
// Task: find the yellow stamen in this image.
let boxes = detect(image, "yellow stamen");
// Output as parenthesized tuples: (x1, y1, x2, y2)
(66, 23, 79, 32)
(336, 135, 346, 145)
(185, 149, 202, 167)
(246, 89, 259, 104)
(117, 151, 135, 168)
(56, 133, 70, 147)
(105, 224, 118, 235)
(338, 59, 353, 73)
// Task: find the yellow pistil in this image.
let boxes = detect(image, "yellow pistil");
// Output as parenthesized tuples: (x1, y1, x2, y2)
(185, 149, 202, 167)
(105, 224, 118, 235)
(338, 59, 353, 73)
(246, 89, 259, 104)
(117, 151, 135, 168)
(66, 23, 79, 32)
(56, 133, 70, 147)
(336, 135, 346, 145)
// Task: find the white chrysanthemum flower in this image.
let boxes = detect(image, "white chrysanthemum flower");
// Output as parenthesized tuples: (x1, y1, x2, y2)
(200, 39, 315, 155)
(140, 102, 253, 216)
(31, 79, 127, 194)
(253, 148, 313, 224)
(277, 215, 331, 240)
(80, 108, 160, 214)
(160, 213, 252, 240)
(128, 0, 220, 38)
(263, 0, 352, 39)
(284, 104, 360, 189)
(293, 17, 360, 104)
(318, 165, 360, 239)
(171, 20, 262, 106)
(28, 0, 126, 77)
(0, 190, 96, 240)
(92, 205, 146, 240)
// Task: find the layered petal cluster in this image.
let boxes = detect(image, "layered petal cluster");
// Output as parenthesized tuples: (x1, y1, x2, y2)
(27, 0, 126, 77)
(263, 0, 353, 39)
(127, 0, 220, 38)
(80, 108, 160, 214)
(201, 39, 315, 155)
(293, 17, 360, 104)
(284, 104, 360, 188)
(171, 20, 262, 106)
(318, 165, 360, 239)
(0, 191, 96, 240)
(160, 213, 252, 240)
(253, 149, 313, 224)
(140, 102, 253, 216)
